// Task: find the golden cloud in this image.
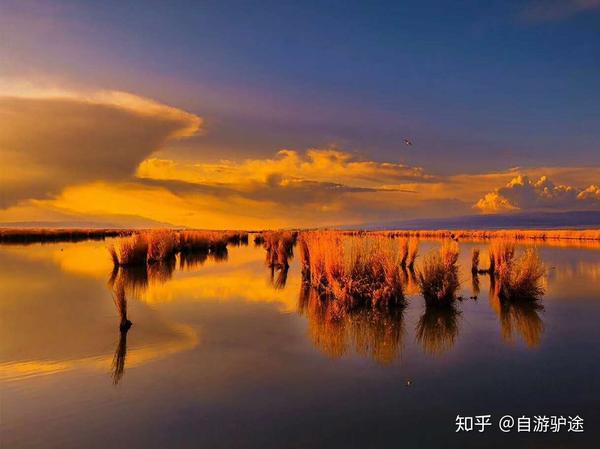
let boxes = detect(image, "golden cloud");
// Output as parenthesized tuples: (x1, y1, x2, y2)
(136, 148, 429, 190)
(2, 83, 599, 227)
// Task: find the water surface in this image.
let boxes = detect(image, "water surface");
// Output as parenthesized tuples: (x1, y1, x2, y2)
(1, 239, 599, 448)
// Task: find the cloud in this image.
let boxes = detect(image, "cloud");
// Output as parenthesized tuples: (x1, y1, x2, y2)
(3, 82, 599, 228)
(475, 175, 600, 213)
(136, 149, 430, 191)
(0, 85, 202, 207)
(521, 0, 600, 22)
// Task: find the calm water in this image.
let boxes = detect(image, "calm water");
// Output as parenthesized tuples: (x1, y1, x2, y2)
(1, 238, 599, 448)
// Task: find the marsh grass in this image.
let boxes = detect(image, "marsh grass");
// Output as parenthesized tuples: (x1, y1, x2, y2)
(488, 240, 515, 275)
(108, 233, 149, 266)
(406, 238, 419, 269)
(416, 240, 460, 306)
(498, 249, 545, 301)
(147, 230, 179, 263)
(483, 240, 545, 301)
(364, 228, 600, 241)
(299, 232, 405, 308)
(108, 229, 239, 268)
(0, 227, 130, 244)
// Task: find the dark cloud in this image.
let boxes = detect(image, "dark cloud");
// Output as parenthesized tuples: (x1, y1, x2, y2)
(0, 93, 201, 207)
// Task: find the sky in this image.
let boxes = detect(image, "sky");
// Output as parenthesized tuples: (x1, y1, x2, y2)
(0, 0, 599, 229)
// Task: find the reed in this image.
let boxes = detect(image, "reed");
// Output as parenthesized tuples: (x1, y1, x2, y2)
(108, 233, 149, 266)
(416, 240, 460, 306)
(357, 228, 600, 241)
(178, 230, 230, 253)
(488, 239, 515, 276)
(471, 248, 480, 274)
(299, 232, 404, 308)
(497, 249, 545, 301)
(146, 230, 179, 263)
(0, 227, 131, 244)
(406, 238, 419, 269)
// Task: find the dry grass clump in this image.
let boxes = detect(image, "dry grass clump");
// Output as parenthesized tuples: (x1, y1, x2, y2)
(416, 241, 460, 306)
(147, 230, 179, 263)
(108, 229, 238, 268)
(299, 232, 405, 308)
(497, 249, 545, 301)
(178, 230, 229, 253)
(484, 239, 545, 301)
(396, 237, 419, 269)
(109, 233, 149, 266)
(406, 238, 419, 269)
(488, 239, 515, 275)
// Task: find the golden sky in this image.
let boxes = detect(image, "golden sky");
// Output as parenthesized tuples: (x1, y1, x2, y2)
(1, 84, 599, 229)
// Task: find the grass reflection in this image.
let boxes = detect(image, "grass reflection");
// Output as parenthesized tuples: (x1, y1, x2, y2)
(111, 327, 130, 385)
(489, 281, 544, 348)
(298, 285, 405, 364)
(415, 305, 460, 356)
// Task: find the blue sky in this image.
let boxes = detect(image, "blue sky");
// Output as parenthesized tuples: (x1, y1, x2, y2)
(3, 0, 599, 170)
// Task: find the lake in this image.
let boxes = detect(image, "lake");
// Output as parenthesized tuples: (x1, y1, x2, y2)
(1, 237, 599, 448)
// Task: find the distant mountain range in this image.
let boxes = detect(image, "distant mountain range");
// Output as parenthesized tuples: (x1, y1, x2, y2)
(349, 210, 600, 230)
(0, 215, 175, 229)
(2, 210, 599, 231)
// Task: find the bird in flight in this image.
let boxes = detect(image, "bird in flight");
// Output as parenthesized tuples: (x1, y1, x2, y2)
(403, 138, 413, 146)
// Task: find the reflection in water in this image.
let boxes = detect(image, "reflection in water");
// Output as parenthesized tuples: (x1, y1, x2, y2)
(489, 287, 544, 348)
(112, 328, 129, 385)
(262, 231, 296, 269)
(109, 266, 134, 384)
(110, 272, 133, 331)
(415, 305, 460, 356)
(109, 265, 149, 298)
(471, 273, 480, 298)
(400, 267, 420, 296)
(148, 257, 177, 284)
(298, 285, 405, 364)
(269, 265, 289, 290)
(179, 249, 209, 271)
(211, 246, 229, 262)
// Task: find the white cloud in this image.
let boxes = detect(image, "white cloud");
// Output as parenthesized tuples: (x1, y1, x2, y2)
(475, 175, 600, 213)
